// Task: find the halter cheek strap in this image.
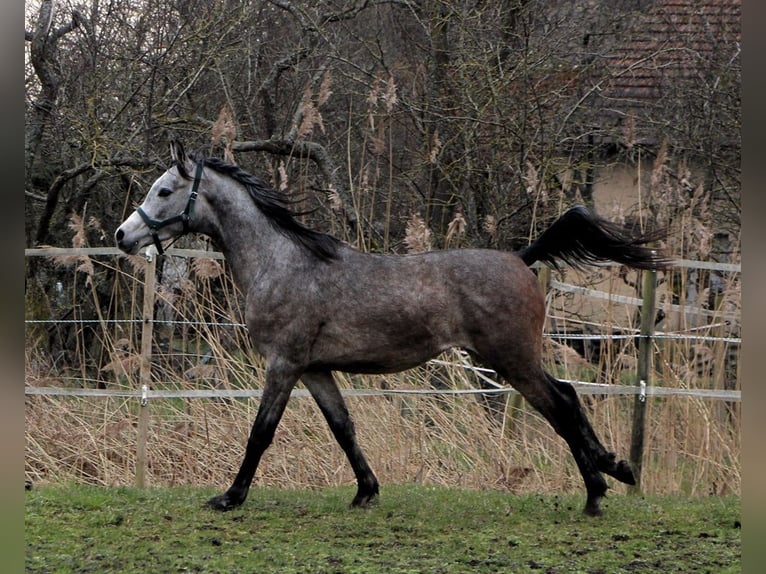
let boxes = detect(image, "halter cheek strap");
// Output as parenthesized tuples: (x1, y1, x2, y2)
(136, 161, 204, 255)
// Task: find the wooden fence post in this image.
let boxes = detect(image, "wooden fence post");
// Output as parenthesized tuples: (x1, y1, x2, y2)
(136, 245, 157, 488)
(629, 267, 657, 494)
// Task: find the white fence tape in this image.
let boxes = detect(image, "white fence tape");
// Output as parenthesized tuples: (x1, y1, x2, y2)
(25, 379, 740, 402)
(549, 279, 739, 322)
(23, 318, 742, 345)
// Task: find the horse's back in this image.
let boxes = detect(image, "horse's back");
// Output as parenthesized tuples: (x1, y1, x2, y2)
(334, 245, 546, 344)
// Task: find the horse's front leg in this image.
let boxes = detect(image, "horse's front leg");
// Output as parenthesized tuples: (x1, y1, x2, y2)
(302, 370, 379, 507)
(206, 363, 299, 511)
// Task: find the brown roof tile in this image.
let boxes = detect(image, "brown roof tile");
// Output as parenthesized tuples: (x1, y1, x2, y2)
(602, 0, 740, 109)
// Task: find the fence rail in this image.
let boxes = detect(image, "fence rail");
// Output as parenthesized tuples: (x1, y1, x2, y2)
(25, 382, 741, 401)
(23, 245, 743, 272)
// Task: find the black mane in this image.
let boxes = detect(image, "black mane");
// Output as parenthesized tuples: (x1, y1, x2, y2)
(191, 155, 340, 261)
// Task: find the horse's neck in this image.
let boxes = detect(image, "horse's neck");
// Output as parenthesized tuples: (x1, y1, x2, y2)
(198, 179, 303, 291)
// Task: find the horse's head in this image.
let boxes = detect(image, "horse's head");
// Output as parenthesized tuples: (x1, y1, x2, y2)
(115, 140, 203, 255)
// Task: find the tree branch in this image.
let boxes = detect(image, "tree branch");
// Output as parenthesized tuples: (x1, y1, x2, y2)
(34, 157, 159, 246)
(233, 138, 357, 229)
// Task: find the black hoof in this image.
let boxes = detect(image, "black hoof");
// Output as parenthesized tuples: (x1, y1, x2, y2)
(599, 454, 636, 486)
(351, 484, 379, 508)
(205, 490, 246, 512)
(584, 478, 608, 517)
(612, 460, 636, 485)
(584, 499, 604, 517)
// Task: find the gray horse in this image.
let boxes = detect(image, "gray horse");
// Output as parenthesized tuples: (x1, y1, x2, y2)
(116, 141, 667, 516)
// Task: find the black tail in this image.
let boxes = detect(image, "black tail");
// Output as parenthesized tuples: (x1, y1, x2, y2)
(518, 205, 670, 271)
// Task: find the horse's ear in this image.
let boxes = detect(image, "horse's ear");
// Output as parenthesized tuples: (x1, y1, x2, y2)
(169, 139, 187, 164)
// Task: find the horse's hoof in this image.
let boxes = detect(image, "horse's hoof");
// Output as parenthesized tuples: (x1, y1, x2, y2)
(584, 499, 604, 517)
(599, 454, 637, 486)
(350, 486, 379, 508)
(613, 460, 636, 485)
(205, 492, 244, 512)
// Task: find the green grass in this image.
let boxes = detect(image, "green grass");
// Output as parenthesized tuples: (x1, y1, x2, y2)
(26, 484, 740, 573)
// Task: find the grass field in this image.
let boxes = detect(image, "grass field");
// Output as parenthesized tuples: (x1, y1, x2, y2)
(25, 484, 740, 573)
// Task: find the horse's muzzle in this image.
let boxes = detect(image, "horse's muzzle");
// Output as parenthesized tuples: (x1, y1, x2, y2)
(114, 227, 140, 254)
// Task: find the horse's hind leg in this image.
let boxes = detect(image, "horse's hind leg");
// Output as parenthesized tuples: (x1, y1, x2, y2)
(530, 376, 608, 516)
(302, 370, 379, 507)
(544, 373, 636, 486)
(497, 363, 622, 516)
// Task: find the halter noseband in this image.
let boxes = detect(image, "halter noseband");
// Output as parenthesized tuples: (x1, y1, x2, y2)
(136, 161, 204, 255)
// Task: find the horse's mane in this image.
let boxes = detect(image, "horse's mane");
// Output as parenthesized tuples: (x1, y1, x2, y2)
(182, 155, 340, 261)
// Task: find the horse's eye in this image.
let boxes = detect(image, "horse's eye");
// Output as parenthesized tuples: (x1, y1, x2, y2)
(158, 187, 173, 198)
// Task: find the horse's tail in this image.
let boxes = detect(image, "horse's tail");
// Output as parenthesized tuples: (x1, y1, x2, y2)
(517, 205, 670, 270)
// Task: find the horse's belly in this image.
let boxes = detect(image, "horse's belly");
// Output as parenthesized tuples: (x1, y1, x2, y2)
(308, 324, 454, 374)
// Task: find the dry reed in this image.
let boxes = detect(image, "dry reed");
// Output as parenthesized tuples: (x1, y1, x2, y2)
(25, 362, 739, 497)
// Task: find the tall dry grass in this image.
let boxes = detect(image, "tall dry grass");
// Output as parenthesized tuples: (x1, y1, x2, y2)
(24, 358, 739, 497)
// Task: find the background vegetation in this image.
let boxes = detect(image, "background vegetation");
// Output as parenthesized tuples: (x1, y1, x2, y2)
(25, 0, 740, 503)
(25, 0, 740, 249)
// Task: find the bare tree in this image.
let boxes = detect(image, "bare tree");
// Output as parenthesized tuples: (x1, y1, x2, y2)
(24, 0, 740, 372)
